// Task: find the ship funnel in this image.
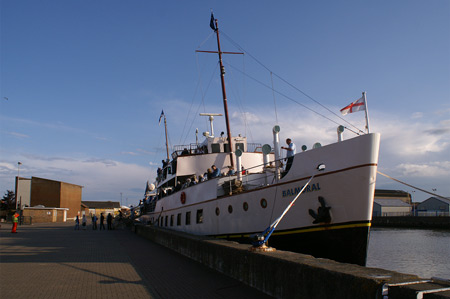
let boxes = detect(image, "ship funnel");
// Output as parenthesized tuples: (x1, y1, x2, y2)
(235, 149, 243, 181)
(272, 125, 281, 181)
(337, 125, 345, 142)
(262, 144, 271, 167)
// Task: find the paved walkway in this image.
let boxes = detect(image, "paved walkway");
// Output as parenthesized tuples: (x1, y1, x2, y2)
(0, 221, 272, 298)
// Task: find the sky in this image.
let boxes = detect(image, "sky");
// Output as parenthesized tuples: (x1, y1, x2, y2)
(1, 0, 449, 205)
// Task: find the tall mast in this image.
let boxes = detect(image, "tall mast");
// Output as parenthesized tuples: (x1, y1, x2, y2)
(164, 114, 170, 161)
(214, 18, 234, 168)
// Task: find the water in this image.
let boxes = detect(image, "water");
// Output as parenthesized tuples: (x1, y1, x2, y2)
(366, 228, 450, 279)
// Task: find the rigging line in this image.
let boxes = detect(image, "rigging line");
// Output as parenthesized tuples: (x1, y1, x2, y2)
(377, 171, 449, 201)
(196, 52, 209, 134)
(182, 62, 220, 145)
(271, 72, 279, 124)
(224, 61, 361, 135)
(179, 71, 202, 145)
(196, 31, 215, 51)
(220, 31, 365, 135)
(224, 56, 248, 138)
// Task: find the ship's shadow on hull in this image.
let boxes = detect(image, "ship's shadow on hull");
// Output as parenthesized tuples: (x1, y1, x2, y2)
(220, 223, 370, 266)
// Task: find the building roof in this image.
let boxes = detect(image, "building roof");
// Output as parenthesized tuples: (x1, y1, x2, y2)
(82, 201, 120, 209)
(374, 189, 411, 198)
(418, 197, 450, 206)
(374, 199, 411, 207)
(32, 176, 83, 188)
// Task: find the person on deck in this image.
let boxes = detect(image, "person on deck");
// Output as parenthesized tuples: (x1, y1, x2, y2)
(281, 138, 296, 173)
(211, 165, 221, 178)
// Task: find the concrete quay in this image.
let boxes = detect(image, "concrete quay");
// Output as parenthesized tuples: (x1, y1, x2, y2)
(134, 224, 450, 299)
(0, 222, 272, 299)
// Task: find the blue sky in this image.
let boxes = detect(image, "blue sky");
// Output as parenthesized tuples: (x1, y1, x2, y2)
(1, 0, 449, 205)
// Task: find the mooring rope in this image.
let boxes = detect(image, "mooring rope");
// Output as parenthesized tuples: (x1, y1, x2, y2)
(377, 171, 449, 201)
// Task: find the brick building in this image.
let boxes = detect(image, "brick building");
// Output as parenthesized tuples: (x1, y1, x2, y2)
(15, 176, 83, 220)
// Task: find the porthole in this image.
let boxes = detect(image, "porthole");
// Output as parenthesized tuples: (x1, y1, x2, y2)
(243, 202, 249, 211)
(215, 207, 220, 216)
(228, 205, 233, 213)
(260, 198, 267, 209)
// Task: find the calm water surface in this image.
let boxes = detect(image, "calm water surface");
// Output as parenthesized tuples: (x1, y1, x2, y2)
(366, 228, 450, 279)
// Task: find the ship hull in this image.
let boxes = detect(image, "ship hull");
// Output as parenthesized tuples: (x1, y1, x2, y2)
(216, 221, 370, 266)
(141, 133, 380, 266)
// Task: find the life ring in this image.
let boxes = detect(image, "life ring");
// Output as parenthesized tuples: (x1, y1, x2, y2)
(180, 192, 186, 204)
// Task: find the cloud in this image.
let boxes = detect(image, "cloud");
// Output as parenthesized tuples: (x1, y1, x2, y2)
(0, 154, 154, 203)
(411, 112, 423, 119)
(395, 161, 450, 178)
(7, 132, 30, 139)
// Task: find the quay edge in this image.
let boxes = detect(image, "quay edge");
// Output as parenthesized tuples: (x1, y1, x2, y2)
(133, 224, 450, 299)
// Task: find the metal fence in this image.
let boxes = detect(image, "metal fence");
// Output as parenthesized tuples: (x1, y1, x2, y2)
(373, 211, 449, 217)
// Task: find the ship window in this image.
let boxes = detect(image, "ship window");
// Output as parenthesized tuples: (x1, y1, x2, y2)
(165, 215, 168, 226)
(211, 143, 221, 153)
(228, 205, 233, 214)
(215, 207, 220, 216)
(261, 198, 267, 209)
(196, 209, 203, 224)
(235, 143, 244, 152)
(186, 211, 191, 225)
(177, 213, 181, 226)
(224, 143, 230, 153)
(243, 202, 248, 211)
(170, 215, 174, 226)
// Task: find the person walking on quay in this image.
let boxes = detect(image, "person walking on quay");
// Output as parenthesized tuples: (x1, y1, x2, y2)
(92, 214, 98, 230)
(82, 215, 87, 230)
(11, 211, 20, 233)
(107, 213, 113, 230)
(99, 213, 105, 230)
(75, 215, 80, 230)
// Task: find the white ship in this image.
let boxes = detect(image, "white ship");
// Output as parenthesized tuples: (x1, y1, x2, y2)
(140, 15, 380, 266)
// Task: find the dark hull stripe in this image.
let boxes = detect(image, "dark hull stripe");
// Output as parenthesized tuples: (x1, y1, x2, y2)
(211, 221, 372, 266)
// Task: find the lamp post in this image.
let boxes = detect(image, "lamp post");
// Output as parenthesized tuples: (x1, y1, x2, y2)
(17, 162, 22, 210)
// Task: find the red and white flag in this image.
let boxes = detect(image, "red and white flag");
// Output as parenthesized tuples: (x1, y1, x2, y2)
(340, 97, 366, 115)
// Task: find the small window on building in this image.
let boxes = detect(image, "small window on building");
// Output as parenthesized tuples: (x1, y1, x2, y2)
(177, 213, 181, 226)
(170, 215, 174, 226)
(165, 215, 168, 227)
(186, 211, 191, 225)
(235, 143, 244, 152)
(196, 209, 203, 224)
(211, 143, 221, 153)
(224, 143, 230, 153)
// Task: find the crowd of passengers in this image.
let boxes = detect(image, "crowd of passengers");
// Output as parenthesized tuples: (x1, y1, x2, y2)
(158, 164, 243, 198)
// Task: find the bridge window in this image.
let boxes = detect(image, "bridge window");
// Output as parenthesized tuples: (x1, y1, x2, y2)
(211, 143, 221, 153)
(165, 215, 168, 226)
(235, 143, 244, 152)
(224, 143, 230, 153)
(186, 211, 191, 225)
(170, 215, 174, 226)
(196, 209, 203, 224)
(177, 213, 181, 226)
